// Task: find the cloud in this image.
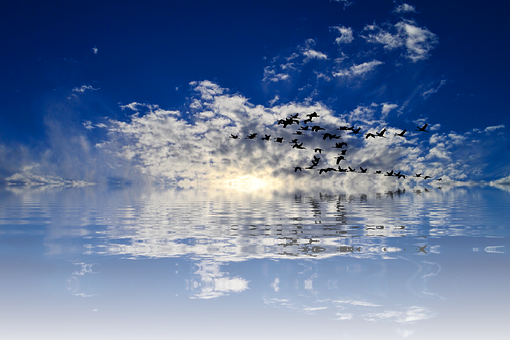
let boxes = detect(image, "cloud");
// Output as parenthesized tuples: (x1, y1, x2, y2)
(303, 49, 328, 62)
(92, 46, 98, 54)
(422, 79, 447, 99)
(394, 3, 417, 14)
(72, 85, 99, 93)
(363, 20, 438, 62)
(333, 0, 354, 10)
(331, 25, 354, 44)
(396, 20, 438, 61)
(333, 60, 384, 78)
(484, 124, 505, 132)
(381, 103, 398, 117)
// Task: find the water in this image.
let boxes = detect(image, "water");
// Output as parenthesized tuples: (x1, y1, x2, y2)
(1, 185, 509, 339)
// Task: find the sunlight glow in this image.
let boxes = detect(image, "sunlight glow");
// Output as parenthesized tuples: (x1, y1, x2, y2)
(225, 175, 281, 192)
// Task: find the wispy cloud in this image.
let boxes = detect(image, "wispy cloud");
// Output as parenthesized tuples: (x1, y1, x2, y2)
(422, 79, 447, 99)
(393, 3, 417, 14)
(331, 25, 354, 44)
(333, 60, 384, 78)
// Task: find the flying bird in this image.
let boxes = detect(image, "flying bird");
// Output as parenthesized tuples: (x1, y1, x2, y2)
(229, 134, 239, 139)
(350, 127, 362, 134)
(274, 137, 284, 143)
(261, 134, 271, 141)
(294, 167, 302, 172)
(246, 133, 257, 139)
(314, 148, 322, 153)
(395, 129, 407, 137)
(333, 142, 348, 148)
(359, 167, 368, 173)
(416, 123, 429, 132)
(365, 133, 376, 139)
(334, 155, 345, 164)
(376, 128, 387, 138)
(311, 126, 325, 132)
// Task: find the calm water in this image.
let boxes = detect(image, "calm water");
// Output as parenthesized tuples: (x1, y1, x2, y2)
(1, 185, 509, 339)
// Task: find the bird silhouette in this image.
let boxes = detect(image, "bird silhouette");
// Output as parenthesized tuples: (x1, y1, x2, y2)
(436, 177, 442, 181)
(423, 176, 431, 180)
(307, 112, 319, 119)
(333, 142, 348, 148)
(397, 174, 406, 179)
(229, 134, 239, 139)
(274, 137, 284, 143)
(293, 131, 304, 135)
(395, 129, 407, 137)
(374, 170, 382, 174)
(365, 133, 376, 139)
(350, 127, 362, 134)
(314, 148, 322, 153)
(376, 128, 387, 138)
(348, 166, 355, 172)
(339, 149, 347, 155)
(246, 133, 257, 139)
(359, 167, 368, 173)
(335, 155, 345, 164)
(337, 126, 352, 131)
(414, 173, 422, 177)
(292, 143, 306, 149)
(311, 126, 325, 132)
(299, 125, 310, 131)
(385, 170, 394, 176)
(294, 167, 302, 172)
(261, 134, 271, 141)
(416, 123, 429, 132)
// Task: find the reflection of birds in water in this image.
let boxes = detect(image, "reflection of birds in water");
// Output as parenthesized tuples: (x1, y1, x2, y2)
(246, 133, 257, 139)
(314, 148, 322, 153)
(229, 134, 239, 139)
(261, 134, 271, 141)
(416, 123, 429, 132)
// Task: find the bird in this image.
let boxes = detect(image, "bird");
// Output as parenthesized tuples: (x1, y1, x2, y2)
(293, 131, 304, 135)
(395, 129, 407, 137)
(436, 177, 442, 181)
(299, 125, 310, 131)
(416, 123, 429, 132)
(246, 133, 257, 139)
(365, 133, 376, 139)
(229, 134, 239, 139)
(334, 155, 345, 164)
(397, 174, 406, 179)
(311, 126, 325, 132)
(307, 112, 319, 119)
(348, 167, 356, 172)
(376, 128, 387, 138)
(338, 167, 348, 172)
(374, 170, 382, 174)
(359, 167, 368, 173)
(292, 143, 306, 149)
(261, 134, 271, 141)
(337, 126, 352, 131)
(385, 170, 394, 176)
(274, 137, 284, 143)
(414, 173, 422, 177)
(305, 165, 316, 170)
(294, 167, 302, 172)
(423, 176, 431, 180)
(350, 127, 361, 134)
(289, 139, 299, 144)
(333, 142, 348, 148)
(314, 148, 322, 153)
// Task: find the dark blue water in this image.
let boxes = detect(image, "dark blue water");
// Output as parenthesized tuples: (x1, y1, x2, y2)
(1, 185, 508, 339)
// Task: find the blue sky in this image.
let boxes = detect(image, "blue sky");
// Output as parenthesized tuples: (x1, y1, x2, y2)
(1, 0, 509, 189)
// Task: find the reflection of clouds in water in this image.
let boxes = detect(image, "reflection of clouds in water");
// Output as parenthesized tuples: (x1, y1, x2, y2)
(187, 261, 249, 299)
(363, 306, 436, 323)
(67, 262, 99, 298)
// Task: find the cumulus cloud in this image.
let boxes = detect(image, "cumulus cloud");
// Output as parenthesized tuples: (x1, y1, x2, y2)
(484, 124, 505, 132)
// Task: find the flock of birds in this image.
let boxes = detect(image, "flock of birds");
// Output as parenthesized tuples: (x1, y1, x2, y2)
(229, 112, 443, 182)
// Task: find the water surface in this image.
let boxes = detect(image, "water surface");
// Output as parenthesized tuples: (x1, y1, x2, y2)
(1, 185, 508, 339)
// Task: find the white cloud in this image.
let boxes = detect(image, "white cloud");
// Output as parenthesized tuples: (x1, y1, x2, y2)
(484, 124, 505, 132)
(92, 46, 98, 54)
(422, 79, 447, 99)
(396, 20, 438, 62)
(72, 85, 99, 93)
(363, 20, 438, 62)
(333, 60, 383, 78)
(333, 0, 354, 10)
(303, 49, 328, 62)
(394, 4, 417, 14)
(331, 25, 354, 44)
(381, 103, 398, 116)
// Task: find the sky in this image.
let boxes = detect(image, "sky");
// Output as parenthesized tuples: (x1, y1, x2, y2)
(1, 0, 510, 190)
